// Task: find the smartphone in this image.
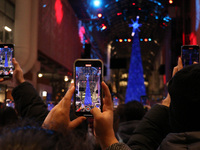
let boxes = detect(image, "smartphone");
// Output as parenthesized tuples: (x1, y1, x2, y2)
(73, 59, 103, 117)
(181, 45, 199, 66)
(0, 44, 14, 78)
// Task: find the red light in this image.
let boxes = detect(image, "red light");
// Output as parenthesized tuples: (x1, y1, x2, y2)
(128, 39, 131, 42)
(132, 3, 135, 5)
(117, 12, 122, 16)
(119, 39, 123, 42)
(144, 38, 148, 42)
(169, 0, 173, 4)
(55, 0, 63, 24)
(98, 13, 102, 18)
(151, 13, 153, 16)
(138, 8, 141, 10)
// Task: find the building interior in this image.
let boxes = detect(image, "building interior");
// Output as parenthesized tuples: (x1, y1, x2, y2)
(0, 0, 198, 107)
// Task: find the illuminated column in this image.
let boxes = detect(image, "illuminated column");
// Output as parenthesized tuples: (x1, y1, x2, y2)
(14, 0, 38, 74)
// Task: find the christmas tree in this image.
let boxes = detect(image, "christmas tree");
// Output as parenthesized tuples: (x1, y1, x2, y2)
(84, 75, 92, 105)
(125, 16, 146, 103)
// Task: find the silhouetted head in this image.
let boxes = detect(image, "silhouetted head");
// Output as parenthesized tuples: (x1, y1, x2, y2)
(168, 63, 200, 132)
(0, 106, 18, 127)
(117, 101, 145, 122)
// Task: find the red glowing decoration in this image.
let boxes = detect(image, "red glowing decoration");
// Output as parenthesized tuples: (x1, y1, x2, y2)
(117, 12, 122, 16)
(119, 39, 123, 42)
(138, 8, 141, 10)
(128, 39, 131, 42)
(79, 26, 85, 43)
(144, 38, 148, 42)
(55, 0, 63, 24)
(132, 3, 135, 5)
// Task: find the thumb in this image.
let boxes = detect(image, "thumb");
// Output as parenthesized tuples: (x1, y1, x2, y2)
(68, 116, 86, 129)
(12, 58, 20, 69)
(90, 107, 101, 119)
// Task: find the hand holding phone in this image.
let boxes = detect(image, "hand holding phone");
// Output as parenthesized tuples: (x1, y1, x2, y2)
(0, 44, 14, 78)
(181, 45, 199, 67)
(73, 59, 103, 117)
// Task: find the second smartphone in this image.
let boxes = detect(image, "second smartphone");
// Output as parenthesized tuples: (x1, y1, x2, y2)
(0, 44, 14, 78)
(73, 59, 103, 117)
(181, 45, 199, 67)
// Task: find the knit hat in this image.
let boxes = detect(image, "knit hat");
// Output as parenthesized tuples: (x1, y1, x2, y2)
(168, 64, 200, 132)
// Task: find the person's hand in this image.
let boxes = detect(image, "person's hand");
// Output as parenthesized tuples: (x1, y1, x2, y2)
(12, 58, 25, 86)
(162, 57, 183, 107)
(42, 83, 86, 132)
(90, 82, 118, 150)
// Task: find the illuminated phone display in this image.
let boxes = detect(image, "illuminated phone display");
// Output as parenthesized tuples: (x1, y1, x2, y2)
(74, 59, 103, 116)
(181, 45, 199, 66)
(0, 44, 14, 78)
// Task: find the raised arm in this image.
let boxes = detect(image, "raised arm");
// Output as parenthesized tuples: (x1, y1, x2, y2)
(12, 58, 49, 125)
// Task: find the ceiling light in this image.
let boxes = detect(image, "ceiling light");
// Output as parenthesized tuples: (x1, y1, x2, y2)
(4, 26, 12, 32)
(42, 91, 47, 97)
(38, 73, 43, 78)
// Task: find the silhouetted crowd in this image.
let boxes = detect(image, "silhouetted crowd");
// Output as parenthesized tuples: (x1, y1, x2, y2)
(1, 57, 200, 150)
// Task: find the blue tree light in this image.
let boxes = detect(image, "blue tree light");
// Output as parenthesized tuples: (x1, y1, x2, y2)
(125, 16, 146, 103)
(84, 75, 92, 105)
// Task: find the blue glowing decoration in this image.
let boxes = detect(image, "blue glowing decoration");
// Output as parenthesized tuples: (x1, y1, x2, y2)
(93, 0, 101, 7)
(125, 17, 146, 103)
(155, 16, 159, 19)
(148, 38, 152, 41)
(124, 39, 127, 42)
(105, 4, 109, 8)
(116, 39, 119, 42)
(149, 0, 164, 8)
(140, 38, 143, 41)
(129, 16, 142, 36)
(84, 75, 92, 106)
(43, 4, 47, 7)
(163, 15, 171, 22)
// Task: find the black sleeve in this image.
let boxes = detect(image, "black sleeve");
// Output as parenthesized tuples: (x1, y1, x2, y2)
(12, 82, 49, 125)
(106, 143, 131, 150)
(127, 104, 170, 150)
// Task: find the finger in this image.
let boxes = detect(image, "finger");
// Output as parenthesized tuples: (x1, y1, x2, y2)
(59, 86, 75, 110)
(12, 58, 20, 70)
(172, 66, 178, 77)
(177, 57, 183, 71)
(90, 107, 102, 118)
(68, 116, 86, 129)
(69, 83, 74, 89)
(102, 82, 112, 108)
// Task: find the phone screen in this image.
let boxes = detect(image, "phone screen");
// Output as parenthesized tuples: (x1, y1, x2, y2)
(0, 44, 14, 78)
(181, 45, 199, 66)
(74, 59, 103, 117)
